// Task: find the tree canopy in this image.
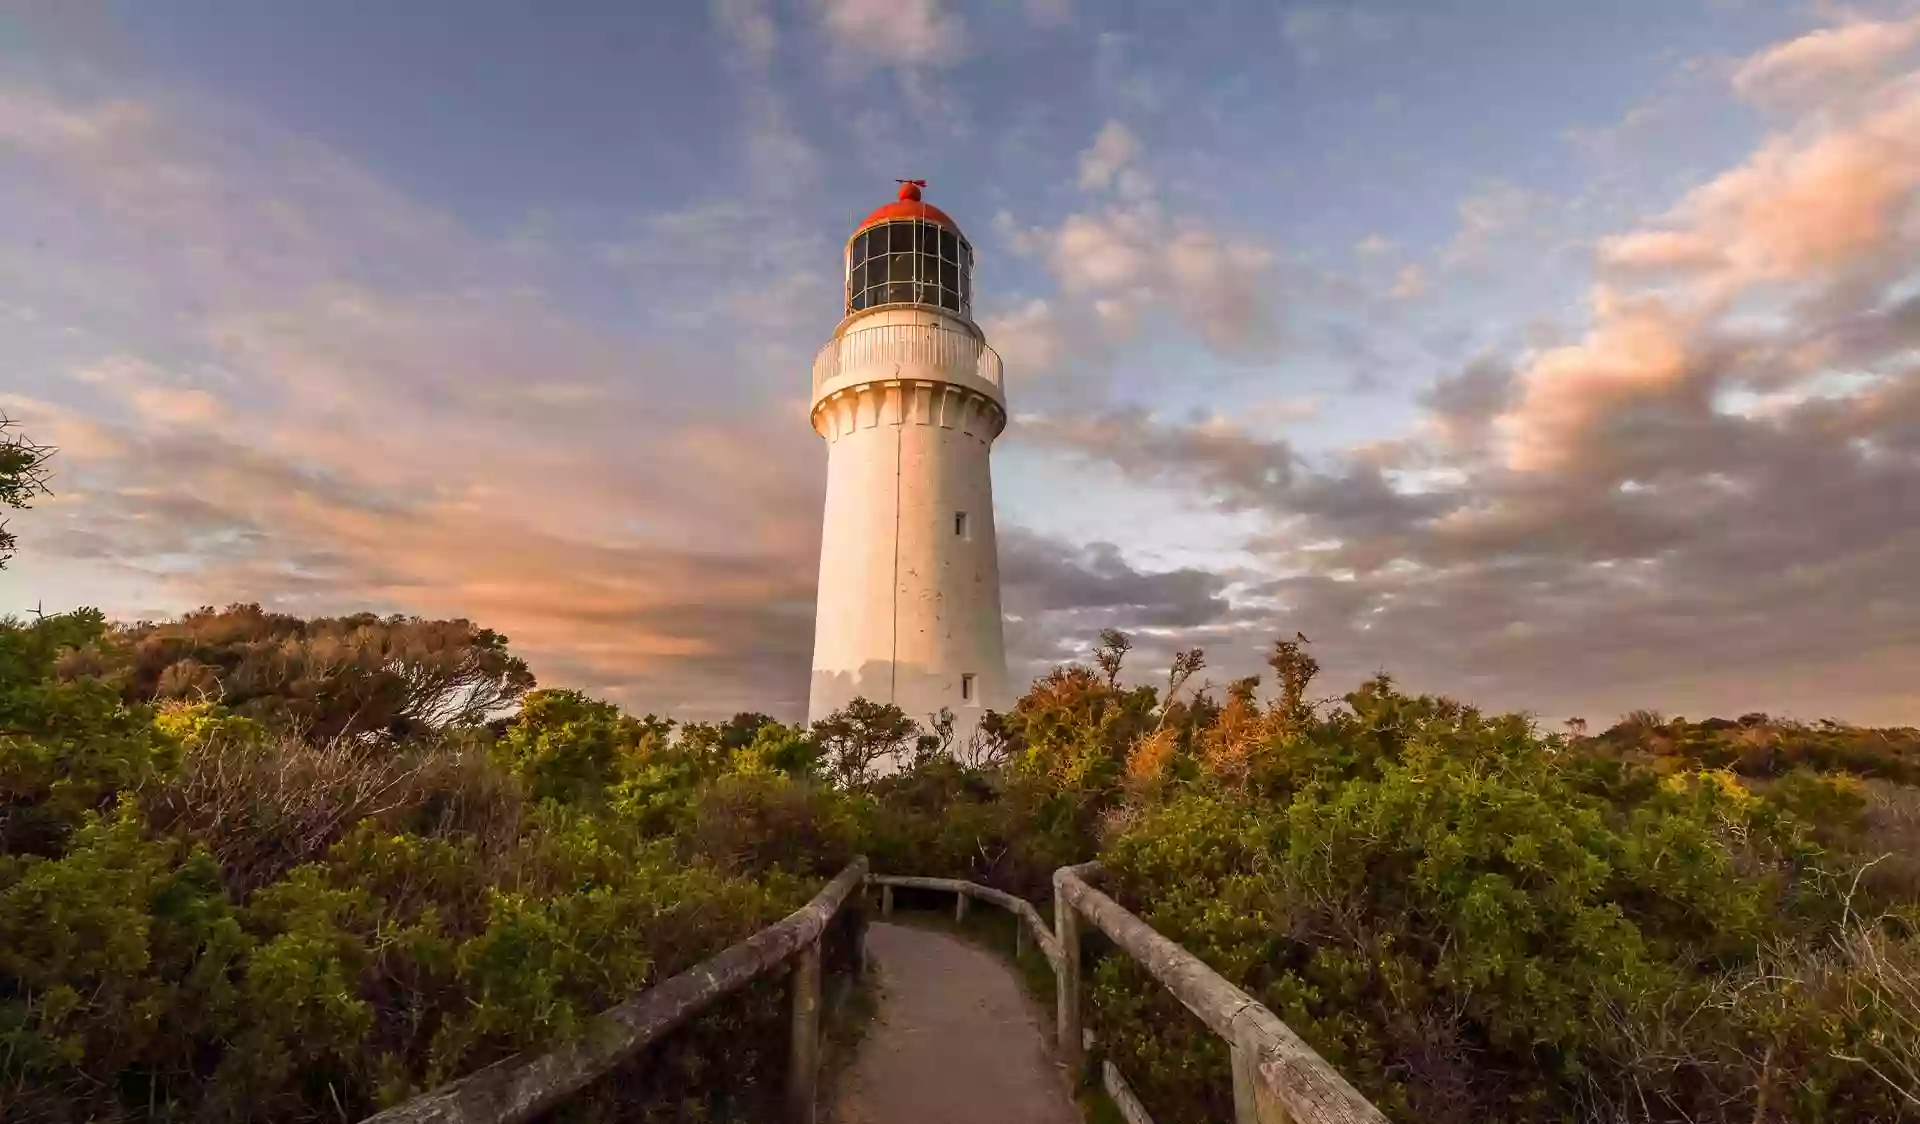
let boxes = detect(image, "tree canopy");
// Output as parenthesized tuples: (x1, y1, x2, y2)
(0, 413, 53, 569)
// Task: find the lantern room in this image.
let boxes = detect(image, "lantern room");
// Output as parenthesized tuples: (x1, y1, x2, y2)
(845, 180, 973, 317)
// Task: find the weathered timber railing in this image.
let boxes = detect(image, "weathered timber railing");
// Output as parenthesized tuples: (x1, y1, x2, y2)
(1055, 862, 1390, 1124)
(361, 856, 870, 1124)
(870, 866, 1388, 1124)
(867, 873, 1062, 967)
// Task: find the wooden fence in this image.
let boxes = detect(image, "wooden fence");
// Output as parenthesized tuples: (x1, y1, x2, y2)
(360, 856, 869, 1124)
(871, 867, 1389, 1124)
(369, 858, 1387, 1124)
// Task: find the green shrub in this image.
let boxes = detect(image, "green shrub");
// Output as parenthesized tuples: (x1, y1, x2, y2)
(7, 607, 1919, 1124)
(1092, 672, 1908, 1124)
(0, 611, 179, 855)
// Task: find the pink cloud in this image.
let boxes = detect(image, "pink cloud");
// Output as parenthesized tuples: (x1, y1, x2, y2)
(1733, 14, 1920, 110)
(1690, 81, 1920, 284)
(1595, 229, 1725, 274)
(1497, 287, 1699, 474)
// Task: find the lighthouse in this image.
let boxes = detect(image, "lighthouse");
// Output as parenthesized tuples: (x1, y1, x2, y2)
(807, 181, 1009, 760)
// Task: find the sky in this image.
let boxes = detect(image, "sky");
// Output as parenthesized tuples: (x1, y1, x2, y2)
(1, 0, 1917, 726)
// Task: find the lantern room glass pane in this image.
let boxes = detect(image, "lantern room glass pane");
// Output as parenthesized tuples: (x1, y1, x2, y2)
(842, 223, 979, 314)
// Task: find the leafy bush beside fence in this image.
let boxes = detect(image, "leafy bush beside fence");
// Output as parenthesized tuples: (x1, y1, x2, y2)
(4, 607, 1919, 1122)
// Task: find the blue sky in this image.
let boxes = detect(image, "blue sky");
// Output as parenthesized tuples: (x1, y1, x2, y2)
(3, 0, 1918, 725)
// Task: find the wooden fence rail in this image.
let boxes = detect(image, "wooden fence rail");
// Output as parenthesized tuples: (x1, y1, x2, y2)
(370, 857, 1386, 1124)
(874, 866, 1388, 1124)
(1054, 862, 1391, 1124)
(866, 873, 1061, 968)
(360, 855, 869, 1124)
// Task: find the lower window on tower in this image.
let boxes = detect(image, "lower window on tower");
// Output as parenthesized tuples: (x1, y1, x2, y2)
(961, 673, 976, 704)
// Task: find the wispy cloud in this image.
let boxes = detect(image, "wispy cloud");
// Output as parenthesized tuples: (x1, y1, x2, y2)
(816, 0, 968, 69)
(1005, 122, 1283, 358)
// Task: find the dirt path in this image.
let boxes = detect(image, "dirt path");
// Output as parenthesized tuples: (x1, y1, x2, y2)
(827, 921, 1081, 1124)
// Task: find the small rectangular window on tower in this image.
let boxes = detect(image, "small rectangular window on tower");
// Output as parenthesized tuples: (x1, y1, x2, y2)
(961, 673, 976, 703)
(954, 510, 969, 538)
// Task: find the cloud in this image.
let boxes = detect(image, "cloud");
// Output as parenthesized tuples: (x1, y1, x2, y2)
(999, 528, 1236, 673)
(1002, 25, 1920, 724)
(13, 393, 825, 714)
(0, 78, 840, 718)
(1240, 396, 1324, 429)
(1733, 13, 1920, 110)
(1417, 357, 1515, 454)
(11, 11, 1920, 731)
(1016, 407, 1300, 512)
(981, 297, 1075, 381)
(0, 78, 1288, 721)
(816, 0, 967, 69)
(72, 357, 224, 429)
(1164, 229, 1278, 352)
(1594, 229, 1725, 274)
(1051, 208, 1158, 293)
(1598, 87, 1919, 302)
(1019, 123, 1284, 357)
(1496, 287, 1703, 474)
(1442, 181, 1553, 269)
(1077, 120, 1144, 194)
(1389, 263, 1426, 301)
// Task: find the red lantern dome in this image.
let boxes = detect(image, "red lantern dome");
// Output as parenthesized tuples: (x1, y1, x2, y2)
(845, 181, 973, 317)
(854, 179, 964, 237)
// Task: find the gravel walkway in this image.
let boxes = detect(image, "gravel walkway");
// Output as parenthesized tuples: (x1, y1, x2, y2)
(827, 921, 1081, 1124)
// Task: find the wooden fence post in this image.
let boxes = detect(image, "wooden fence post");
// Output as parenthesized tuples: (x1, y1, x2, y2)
(954, 891, 969, 924)
(880, 884, 893, 919)
(788, 939, 822, 1123)
(1231, 1028, 1291, 1124)
(1054, 887, 1084, 1083)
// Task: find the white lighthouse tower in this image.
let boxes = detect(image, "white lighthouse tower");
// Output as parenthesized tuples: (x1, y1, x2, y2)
(808, 181, 1009, 757)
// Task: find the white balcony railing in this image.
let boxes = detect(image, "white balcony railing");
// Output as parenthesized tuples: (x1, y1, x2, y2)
(812, 323, 1004, 399)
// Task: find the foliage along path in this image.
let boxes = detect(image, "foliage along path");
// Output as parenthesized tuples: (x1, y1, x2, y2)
(827, 922, 1081, 1124)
